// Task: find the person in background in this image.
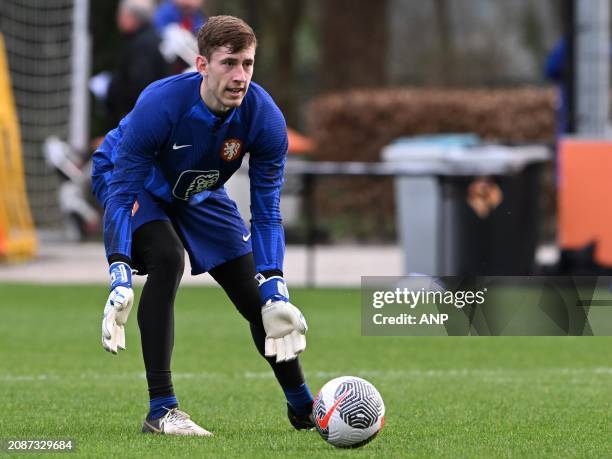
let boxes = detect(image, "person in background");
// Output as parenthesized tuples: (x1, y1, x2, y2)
(544, 38, 569, 138)
(107, 0, 170, 126)
(154, 0, 207, 36)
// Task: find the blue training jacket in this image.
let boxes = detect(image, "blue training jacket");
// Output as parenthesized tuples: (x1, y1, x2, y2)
(92, 72, 288, 274)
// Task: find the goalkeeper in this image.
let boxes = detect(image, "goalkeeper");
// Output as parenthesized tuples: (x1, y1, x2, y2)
(92, 15, 313, 436)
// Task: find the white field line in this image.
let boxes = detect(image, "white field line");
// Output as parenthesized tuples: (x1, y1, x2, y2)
(2, 367, 612, 383)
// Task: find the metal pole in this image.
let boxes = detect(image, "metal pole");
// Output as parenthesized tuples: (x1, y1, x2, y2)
(69, 0, 90, 151)
(575, 0, 610, 136)
(303, 174, 316, 288)
(564, 0, 576, 134)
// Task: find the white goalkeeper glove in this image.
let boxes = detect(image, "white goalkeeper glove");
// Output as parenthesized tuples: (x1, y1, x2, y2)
(256, 274, 307, 363)
(102, 262, 134, 354)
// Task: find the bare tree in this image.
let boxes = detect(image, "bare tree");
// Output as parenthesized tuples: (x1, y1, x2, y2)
(433, 0, 455, 85)
(320, 0, 389, 91)
(254, 0, 305, 126)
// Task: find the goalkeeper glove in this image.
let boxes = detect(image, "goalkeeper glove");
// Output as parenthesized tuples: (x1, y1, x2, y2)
(256, 274, 307, 363)
(102, 262, 134, 354)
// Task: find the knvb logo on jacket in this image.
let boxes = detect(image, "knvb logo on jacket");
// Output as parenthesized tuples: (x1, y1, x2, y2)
(172, 170, 220, 201)
(220, 138, 242, 162)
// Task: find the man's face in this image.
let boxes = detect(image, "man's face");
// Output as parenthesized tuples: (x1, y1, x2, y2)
(197, 45, 255, 113)
(117, 7, 139, 34)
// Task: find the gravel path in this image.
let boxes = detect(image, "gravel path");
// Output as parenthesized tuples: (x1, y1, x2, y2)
(0, 243, 403, 287)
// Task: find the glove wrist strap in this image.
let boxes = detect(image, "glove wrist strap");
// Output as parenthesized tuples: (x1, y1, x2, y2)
(255, 274, 289, 303)
(110, 261, 132, 290)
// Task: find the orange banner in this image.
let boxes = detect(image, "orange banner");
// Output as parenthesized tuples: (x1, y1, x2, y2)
(558, 139, 612, 266)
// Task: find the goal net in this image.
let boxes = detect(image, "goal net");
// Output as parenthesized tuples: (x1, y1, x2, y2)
(0, 0, 87, 230)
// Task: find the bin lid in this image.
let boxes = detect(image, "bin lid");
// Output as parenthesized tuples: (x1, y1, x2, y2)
(390, 133, 480, 147)
(382, 144, 550, 175)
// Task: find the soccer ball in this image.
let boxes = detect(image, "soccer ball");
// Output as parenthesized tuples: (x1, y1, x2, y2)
(313, 376, 385, 448)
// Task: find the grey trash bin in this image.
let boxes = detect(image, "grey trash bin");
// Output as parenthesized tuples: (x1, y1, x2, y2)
(382, 140, 550, 276)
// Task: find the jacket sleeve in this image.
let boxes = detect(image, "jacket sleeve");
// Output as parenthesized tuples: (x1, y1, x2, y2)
(92, 121, 125, 206)
(248, 105, 288, 274)
(102, 93, 171, 262)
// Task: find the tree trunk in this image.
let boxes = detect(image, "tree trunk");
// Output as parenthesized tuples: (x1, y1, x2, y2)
(320, 0, 388, 91)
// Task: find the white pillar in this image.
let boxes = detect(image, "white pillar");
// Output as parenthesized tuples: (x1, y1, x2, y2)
(576, 0, 610, 136)
(69, 0, 90, 151)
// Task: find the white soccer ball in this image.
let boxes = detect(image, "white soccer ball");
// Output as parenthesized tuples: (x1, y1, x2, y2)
(313, 376, 385, 448)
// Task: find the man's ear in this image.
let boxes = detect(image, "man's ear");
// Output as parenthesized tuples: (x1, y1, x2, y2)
(196, 54, 208, 76)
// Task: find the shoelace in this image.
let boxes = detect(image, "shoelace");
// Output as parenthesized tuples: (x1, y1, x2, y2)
(163, 409, 194, 429)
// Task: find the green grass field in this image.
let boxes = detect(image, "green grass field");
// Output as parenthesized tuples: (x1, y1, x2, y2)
(1, 284, 611, 458)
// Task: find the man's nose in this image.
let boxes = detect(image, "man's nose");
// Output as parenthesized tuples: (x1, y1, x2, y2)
(232, 66, 247, 82)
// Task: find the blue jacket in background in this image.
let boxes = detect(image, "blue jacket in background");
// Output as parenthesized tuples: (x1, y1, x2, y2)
(544, 39, 568, 135)
(154, 0, 206, 35)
